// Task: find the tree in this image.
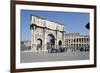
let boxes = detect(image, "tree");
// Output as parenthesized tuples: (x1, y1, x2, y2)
(85, 22, 90, 30)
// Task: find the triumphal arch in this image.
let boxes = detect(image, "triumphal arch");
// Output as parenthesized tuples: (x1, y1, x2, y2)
(30, 15, 65, 52)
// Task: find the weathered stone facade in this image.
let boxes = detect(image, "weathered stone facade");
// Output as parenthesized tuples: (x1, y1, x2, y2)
(30, 15, 65, 52)
(65, 33, 90, 51)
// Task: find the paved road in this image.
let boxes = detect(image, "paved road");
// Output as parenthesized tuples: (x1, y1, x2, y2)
(21, 50, 89, 63)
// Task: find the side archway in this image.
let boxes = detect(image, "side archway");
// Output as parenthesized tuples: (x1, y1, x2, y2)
(37, 38, 42, 51)
(58, 40, 62, 48)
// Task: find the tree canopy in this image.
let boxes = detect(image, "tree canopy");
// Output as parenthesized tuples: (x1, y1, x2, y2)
(85, 22, 90, 30)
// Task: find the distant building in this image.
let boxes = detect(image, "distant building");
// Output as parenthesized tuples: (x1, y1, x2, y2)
(65, 33, 90, 51)
(21, 40, 31, 51)
(21, 40, 31, 47)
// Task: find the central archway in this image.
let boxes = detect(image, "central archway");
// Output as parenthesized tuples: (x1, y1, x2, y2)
(47, 34, 55, 49)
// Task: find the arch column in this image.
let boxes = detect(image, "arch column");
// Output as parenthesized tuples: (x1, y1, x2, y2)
(43, 27, 48, 52)
(55, 30, 58, 49)
(31, 25, 37, 52)
(62, 31, 65, 47)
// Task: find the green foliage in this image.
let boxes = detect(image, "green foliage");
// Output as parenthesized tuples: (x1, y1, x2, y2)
(85, 22, 90, 30)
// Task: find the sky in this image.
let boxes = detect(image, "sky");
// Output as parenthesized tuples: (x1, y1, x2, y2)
(21, 10, 90, 41)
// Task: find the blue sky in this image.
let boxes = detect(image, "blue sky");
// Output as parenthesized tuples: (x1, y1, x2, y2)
(21, 10, 89, 41)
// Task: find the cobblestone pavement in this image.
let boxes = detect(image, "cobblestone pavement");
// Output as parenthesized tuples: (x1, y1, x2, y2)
(21, 50, 89, 63)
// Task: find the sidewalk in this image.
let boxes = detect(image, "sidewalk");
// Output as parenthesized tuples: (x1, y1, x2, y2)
(21, 49, 89, 63)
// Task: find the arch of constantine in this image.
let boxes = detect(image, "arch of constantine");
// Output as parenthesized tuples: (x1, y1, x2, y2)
(30, 15, 65, 52)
